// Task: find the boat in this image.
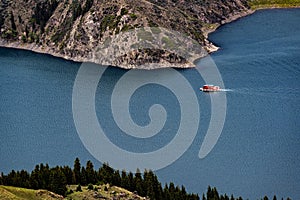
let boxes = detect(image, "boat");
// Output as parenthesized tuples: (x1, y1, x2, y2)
(200, 84, 220, 92)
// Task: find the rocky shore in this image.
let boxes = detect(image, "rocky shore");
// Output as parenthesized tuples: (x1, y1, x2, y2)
(0, 0, 297, 69)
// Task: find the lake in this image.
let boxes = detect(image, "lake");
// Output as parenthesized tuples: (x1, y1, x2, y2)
(1, 8, 299, 199)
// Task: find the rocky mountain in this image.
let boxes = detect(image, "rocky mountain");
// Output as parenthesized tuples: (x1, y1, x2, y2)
(0, 0, 251, 69)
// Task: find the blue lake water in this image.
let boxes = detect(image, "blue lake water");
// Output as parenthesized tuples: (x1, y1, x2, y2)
(1, 8, 300, 199)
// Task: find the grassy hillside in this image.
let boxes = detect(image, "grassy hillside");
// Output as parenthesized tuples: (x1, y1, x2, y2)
(65, 184, 146, 200)
(0, 185, 146, 200)
(0, 185, 63, 200)
(249, 0, 300, 9)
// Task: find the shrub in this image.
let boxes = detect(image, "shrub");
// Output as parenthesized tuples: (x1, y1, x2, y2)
(104, 186, 108, 191)
(87, 183, 94, 190)
(76, 184, 82, 192)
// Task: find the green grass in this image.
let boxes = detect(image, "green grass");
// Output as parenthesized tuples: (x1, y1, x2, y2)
(249, 0, 300, 9)
(0, 185, 64, 200)
(0, 185, 144, 200)
(65, 184, 142, 200)
(0, 185, 40, 200)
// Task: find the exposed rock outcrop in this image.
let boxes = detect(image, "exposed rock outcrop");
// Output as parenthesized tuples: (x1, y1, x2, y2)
(0, 0, 251, 69)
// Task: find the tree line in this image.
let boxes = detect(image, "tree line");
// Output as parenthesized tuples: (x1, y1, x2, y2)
(0, 158, 292, 200)
(0, 158, 198, 199)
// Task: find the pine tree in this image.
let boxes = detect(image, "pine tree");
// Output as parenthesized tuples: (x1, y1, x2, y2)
(169, 182, 176, 200)
(134, 169, 144, 196)
(30, 165, 40, 189)
(80, 167, 87, 186)
(19, 170, 30, 188)
(212, 187, 220, 200)
(10, 11, 16, 31)
(112, 170, 121, 186)
(0, 172, 3, 185)
(73, 158, 81, 184)
(86, 160, 96, 184)
(121, 170, 130, 189)
(61, 166, 73, 185)
(98, 163, 114, 184)
(76, 184, 82, 192)
(128, 172, 134, 191)
(207, 186, 213, 200)
(49, 167, 67, 196)
(39, 163, 50, 189)
(163, 183, 171, 200)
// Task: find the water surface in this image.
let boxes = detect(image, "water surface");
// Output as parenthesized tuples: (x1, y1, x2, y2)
(1, 8, 299, 199)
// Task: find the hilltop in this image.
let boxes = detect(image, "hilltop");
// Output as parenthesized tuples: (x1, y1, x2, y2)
(0, 0, 298, 69)
(0, 158, 292, 200)
(0, 185, 63, 200)
(0, 0, 250, 69)
(0, 184, 148, 200)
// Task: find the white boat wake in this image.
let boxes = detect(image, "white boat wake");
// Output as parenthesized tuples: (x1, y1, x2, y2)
(219, 89, 233, 92)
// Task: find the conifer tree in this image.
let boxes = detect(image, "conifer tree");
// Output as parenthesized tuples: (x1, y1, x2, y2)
(73, 158, 81, 184)
(121, 170, 130, 189)
(134, 169, 144, 196)
(10, 11, 16, 31)
(86, 160, 96, 184)
(61, 166, 73, 185)
(112, 170, 121, 186)
(49, 167, 67, 196)
(80, 166, 87, 186)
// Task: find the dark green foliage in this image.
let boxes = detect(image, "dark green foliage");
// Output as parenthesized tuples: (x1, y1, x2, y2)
(48, 167, 67, 195)
(87, 183, 94, 190)
(72, 0, 93, 21)
(104, 185, 108, 191)
(207, 186, 220, 200)
(80, 166, 87, 186)
(10, 11, 16, 30)
(0, 14, 4, 29)
(76, 184, 82, 192)
(98, 163, 114, 184)
(83, 0, 94, 14)
(0, 159, 291, 199)
(100, 14, 120, 32)
(66, 189, 74, 195)
(0, 173, 3, 185)
(121, 8, 129, 15)
(61, 166, 73, 185)
(263, 196, 269, 200)
(121, 170, 130, 189)
(112, 170, 121, 186)
(73, 157, 81, 184)
(32, 0, 59, 32)
(129, 13, 138, 20)
(71, 0, 82, 21)
(86, 160, 96, 184)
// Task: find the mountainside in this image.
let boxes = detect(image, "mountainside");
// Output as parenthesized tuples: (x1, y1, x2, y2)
(0, 0, 251, 69)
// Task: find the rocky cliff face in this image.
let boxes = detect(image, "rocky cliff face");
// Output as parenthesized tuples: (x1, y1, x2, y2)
(0, 0, 250, 69)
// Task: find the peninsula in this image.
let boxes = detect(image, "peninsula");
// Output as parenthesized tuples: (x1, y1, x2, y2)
(0, 0, 299, 69)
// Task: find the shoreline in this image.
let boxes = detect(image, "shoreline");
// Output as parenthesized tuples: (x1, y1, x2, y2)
(1, 6, 299, 69)
(201, 9, 256, 53)
(203, 6, 300, 53)
(0, 39, 91, 64)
